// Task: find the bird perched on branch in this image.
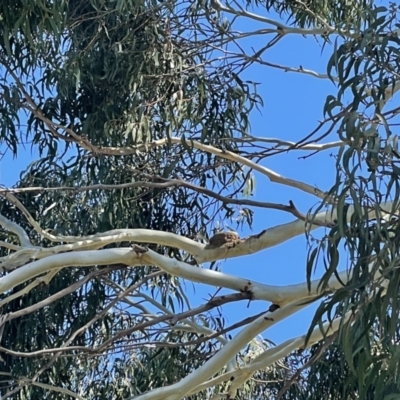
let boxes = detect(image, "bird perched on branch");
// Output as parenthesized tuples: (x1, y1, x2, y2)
(206, 231, 241, 249)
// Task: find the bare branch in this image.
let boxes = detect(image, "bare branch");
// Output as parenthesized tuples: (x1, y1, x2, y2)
(0, 240, 22, 251)
(98, 292, 253, 352)
(0, 175, 317, 218)
(227, 136, 344, 151)
(211, 0, 352, 37)
(189, 310, 352, 396)
(133, 138, 328, 200)
(133, 299, 310, 400)
(30, 270, 164, 382)
(0, 213, 33, 247)
(1, 192, 62, 243)
(4, 267, 117, 321)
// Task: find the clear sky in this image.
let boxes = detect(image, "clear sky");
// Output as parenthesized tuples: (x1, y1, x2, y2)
(186, 11, 341, 344)
(0, 6, 346, 347)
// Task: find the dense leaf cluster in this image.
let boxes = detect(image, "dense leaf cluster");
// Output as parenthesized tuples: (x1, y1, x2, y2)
(0, 0, 261, 398)
(1, 0, 400, 399)
(304, 4, 400, 399)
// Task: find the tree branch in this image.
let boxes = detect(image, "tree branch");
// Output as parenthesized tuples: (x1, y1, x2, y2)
(133, 298, 310, 400)
(0, 175, 318, 218)
(0, 213, 33, 247)
(211, 0, 354, 37)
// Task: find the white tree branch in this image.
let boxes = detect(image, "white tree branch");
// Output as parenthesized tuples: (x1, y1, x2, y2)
(142, 137, 328, 199)
(0, 213, 33, 247)
(193, 277, 389, 397)
(12, 198, 396, 269)
(0, 240, 23, 251)
(1, 197, 395, 302)
(211, 0, 353, 37)
(230, 136, 344, 150)
(133, 299, 310, 400)
(1, 193, 60, 243)
(190, 310, 352, 397)
(0, 247, 337, 305)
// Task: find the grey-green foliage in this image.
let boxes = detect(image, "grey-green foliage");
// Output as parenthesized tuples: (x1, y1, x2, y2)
(0, 0, 262, 398)
(248, 0, 370, 27)
(302, 4, 400, 400)
(0, 0, 262, 233)
(0, 1, 259, 398)
(0, 0, 393, 399)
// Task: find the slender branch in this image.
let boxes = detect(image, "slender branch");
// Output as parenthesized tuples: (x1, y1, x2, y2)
(135, 137, 328, 200)
(169, 311, 266, 347)
(275, 332, 338, 399)
(0, 345, 98, 357)
(1, 192, 61, 243)
(133, 299, 310, 400)
(0, 279, 42, 308)
(0, 385, 24, 399)
(0, 176, 316, 218)
(0, 214, 33, 247)
(3, 63, 91, 148)
(30, 270, 164, 382)
(219, 47, 338, 81)
(4, 267, 116, 321)
(189, 310, 352, 396)
(211, 0, 353, 37)
(227, 136, 344, 150)
(98, 292, 253, 352)
(130, 291, 233, 352)
(29, 381, 85, 400)
(0, 181, 178, 193)
(0, 240, 22, 251)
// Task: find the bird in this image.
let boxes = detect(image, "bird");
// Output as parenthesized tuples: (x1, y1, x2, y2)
(207, 231, 240, 248)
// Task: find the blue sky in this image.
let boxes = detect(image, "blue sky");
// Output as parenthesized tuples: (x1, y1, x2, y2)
(185, 13, 340, 343)
(0, 7, 345, 347)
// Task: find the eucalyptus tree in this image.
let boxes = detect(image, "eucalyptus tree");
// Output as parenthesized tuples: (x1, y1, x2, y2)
(1, 0, 399, 399)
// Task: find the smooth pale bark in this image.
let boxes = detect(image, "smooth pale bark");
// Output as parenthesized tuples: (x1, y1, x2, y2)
(3, 200, 397, 270)
(0, 246, 356, 306)
(0, 192, 397, 400)
(134, 299, 309, 400)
